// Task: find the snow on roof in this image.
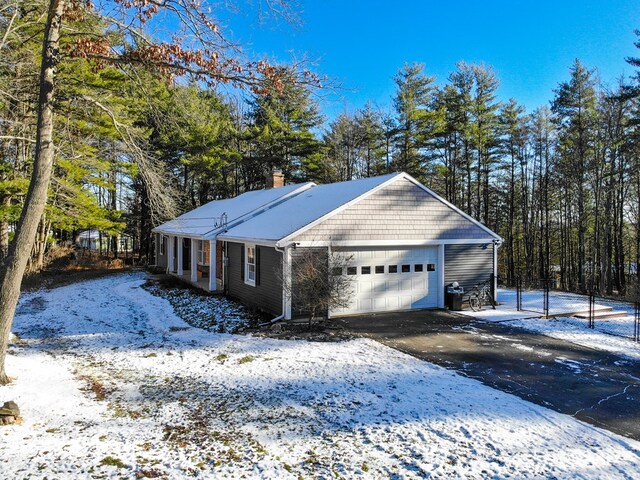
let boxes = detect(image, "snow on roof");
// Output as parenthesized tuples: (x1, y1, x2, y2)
(78, 229, 100, 239)
(153, 182, 313, 238)
(219, 173, 400, 243)
(78, 229, 131, 239)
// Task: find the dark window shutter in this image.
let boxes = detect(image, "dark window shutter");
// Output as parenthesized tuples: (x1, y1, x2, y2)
(256, 247, 261, 286)
(240, 244, 245, 281)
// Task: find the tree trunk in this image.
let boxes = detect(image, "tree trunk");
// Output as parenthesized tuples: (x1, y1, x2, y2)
(0, 0, 64, 385)
(0, 195, 10, 263)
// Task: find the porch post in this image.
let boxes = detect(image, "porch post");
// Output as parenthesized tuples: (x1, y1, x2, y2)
(177, 236, 184, 275)
(438, 244, 445, 308)
(493, 242, 498, 302)
(209, 239, 217, 292)
(190, 238, 198, 283)
(167, 235, 174, 273)
(284, 245, 292, 320)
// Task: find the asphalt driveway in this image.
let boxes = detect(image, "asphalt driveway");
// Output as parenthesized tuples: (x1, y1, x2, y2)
(339, 310, 640, 441)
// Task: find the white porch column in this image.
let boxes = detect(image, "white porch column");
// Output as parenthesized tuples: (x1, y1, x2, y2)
(284, 245, 292, 319)
(438, 244, 445, 308)
(209, 239, 217, 292)
(190, 238, 198, 283)
(177, 236, 184, 275)
(167, 235, 174, 273)
(493, 242, 498, 302)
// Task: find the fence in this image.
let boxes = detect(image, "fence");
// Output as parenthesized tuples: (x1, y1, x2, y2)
(514, 277, 640, 343)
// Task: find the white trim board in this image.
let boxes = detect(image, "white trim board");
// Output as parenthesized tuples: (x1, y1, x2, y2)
(291, 239, 500, 248)
(216, 235, 277, 247)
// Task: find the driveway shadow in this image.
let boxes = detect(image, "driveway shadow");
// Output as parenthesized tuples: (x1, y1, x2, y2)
(339, 309, 640, 441)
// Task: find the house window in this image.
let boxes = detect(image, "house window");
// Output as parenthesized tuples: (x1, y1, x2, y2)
(414, 264, 424, 272)
(389, 265, 398, 273)
(245, 244, 256, 286)
(427, 263, 436, 272)
(375, 265, 384, 274)
(197, 240, 205, 264)
(197, 240, 210, 265)
(159, 235, 166, 255)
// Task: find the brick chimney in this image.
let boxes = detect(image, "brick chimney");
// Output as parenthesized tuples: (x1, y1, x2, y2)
(266, 169, 285, 189)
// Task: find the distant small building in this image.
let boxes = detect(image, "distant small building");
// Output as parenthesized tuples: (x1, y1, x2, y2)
(77, 229, 133, 252)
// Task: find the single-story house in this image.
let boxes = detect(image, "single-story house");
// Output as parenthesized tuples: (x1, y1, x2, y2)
(152, 171, 502, 319)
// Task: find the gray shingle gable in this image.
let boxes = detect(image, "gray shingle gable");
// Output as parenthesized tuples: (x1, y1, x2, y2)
(292, 177, 495, 242)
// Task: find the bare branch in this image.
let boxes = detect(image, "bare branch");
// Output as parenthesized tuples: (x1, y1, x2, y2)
(0, 135, 36, 143)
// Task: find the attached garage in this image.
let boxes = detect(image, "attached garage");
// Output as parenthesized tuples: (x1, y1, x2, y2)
(332, 246, 441, 315)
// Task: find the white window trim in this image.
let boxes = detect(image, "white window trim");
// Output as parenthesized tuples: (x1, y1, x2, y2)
(245, 244, 256, 287)
(159, 235, 166, 255)
(197, 240, 207, 265)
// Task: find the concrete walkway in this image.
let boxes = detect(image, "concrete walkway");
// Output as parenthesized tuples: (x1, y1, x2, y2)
(339, 310, 640, 441)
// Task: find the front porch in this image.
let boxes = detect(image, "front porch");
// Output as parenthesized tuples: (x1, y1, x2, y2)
(175, 272, 223, 292)
(165, 235, 222, 293)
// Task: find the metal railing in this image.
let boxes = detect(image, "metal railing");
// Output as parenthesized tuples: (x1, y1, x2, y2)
(514, 276, 639, 342)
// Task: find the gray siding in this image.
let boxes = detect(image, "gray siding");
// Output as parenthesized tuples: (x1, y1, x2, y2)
(226, 242, 283, 316)
(294, 177, 495, 242)
(156, 233, 167, 269)
(444, 244, 494, 293)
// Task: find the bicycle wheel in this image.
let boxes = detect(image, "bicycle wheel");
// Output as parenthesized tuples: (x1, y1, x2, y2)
(469, 295, 481, 311)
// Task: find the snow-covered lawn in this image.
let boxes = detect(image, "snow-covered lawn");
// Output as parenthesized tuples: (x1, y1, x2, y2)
(462, 288, 640, 361)
(2, 273, 640, 479)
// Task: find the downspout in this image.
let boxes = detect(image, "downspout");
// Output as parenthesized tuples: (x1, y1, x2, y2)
(261, 243, 288, 326)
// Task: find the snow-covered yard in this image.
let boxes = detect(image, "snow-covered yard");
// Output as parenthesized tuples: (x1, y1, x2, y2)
(462, 288, 640, 361)
(2, 273, 640, 479)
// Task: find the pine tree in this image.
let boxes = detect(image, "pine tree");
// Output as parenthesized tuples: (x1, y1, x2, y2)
(246, 67, 323, 185)
(392, 63, 439, 179)
(551, 59, 598, 290)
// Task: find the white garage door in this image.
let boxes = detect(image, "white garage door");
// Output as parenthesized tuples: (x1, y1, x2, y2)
(332, 246, 440, 316)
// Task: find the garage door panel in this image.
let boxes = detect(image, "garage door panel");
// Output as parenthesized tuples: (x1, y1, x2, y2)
(400, 295, 413, 308)
(387, 280, 400, 291)
(358, 298, 373, 311)
(413, 278, 427, 290)
(358, 281, 372, 294)
(373, 297, 386, 309)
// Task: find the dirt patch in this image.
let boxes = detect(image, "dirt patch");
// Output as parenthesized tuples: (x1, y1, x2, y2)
(247, 321, 355, 342)
(21, 267, 137, 292)
(20, 246, 137, 292)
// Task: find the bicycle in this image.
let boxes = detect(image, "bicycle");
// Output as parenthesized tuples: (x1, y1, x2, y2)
(467, 280, 496, 311)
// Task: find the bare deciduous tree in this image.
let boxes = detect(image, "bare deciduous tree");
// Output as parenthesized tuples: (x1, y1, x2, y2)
(281, 248, 354, 329)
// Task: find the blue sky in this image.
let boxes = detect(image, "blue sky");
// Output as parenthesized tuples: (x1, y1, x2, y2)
(225, 0, 639, 120)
